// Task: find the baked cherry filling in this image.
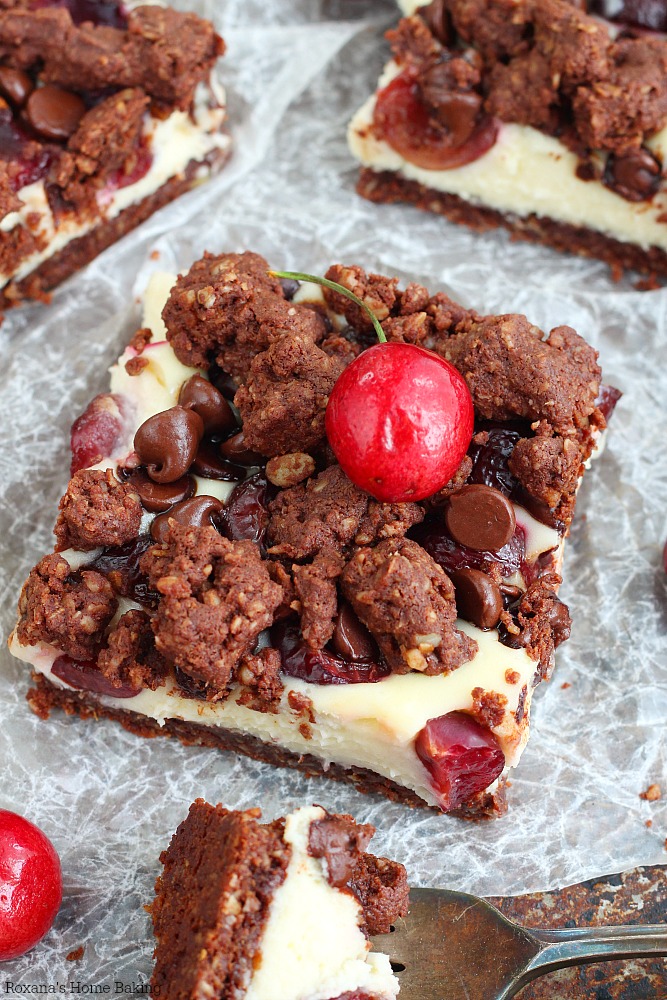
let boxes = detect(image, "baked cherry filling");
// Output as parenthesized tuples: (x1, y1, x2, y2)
(468, 424, 565, 532)
(70, 392, 129, 474)
(103, 140, 153, 197)
(589, 0, 667, 31)
(90, 535, 158, 607)
(0, 107, 55, 191)
(51, 654, 140, 698)
(415, 711, 505, 811)
(28, 0, 128, 29)
(411, 520, 526, 579)
(272, 620, 390, 685)
(220, 473, 273, 547)
(373, 69, 498, 171)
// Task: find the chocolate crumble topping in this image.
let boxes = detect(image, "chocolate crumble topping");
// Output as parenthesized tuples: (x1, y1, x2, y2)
(140, 523, 282, 692)
(341, 537, 478, 675)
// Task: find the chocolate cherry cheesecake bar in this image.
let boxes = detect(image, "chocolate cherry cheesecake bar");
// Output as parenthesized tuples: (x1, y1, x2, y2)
(0, 0, 229, 309)
(9, 251, 617, 818)
(350, 0, 667, 279)
(151, 801, 408, 1000)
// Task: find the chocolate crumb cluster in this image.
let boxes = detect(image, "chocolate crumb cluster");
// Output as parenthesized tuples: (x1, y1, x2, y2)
(385, 0, 667, 202)
(16, 251, 609, 720)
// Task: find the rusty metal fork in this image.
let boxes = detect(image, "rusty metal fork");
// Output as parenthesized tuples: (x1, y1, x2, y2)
(371, 888, 667, 999)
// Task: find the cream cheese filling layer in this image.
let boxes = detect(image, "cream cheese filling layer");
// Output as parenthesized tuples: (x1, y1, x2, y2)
(0, 81, 230, 287)
(9, 624, 536, 812)
(245, 806, 398, 1000)
(349, 60, 667, 251)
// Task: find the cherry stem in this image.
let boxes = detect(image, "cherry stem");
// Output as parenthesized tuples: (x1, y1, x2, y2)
(270, 270, 387, 344)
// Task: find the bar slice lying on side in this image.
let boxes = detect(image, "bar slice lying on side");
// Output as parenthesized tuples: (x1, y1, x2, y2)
(0, 0, 229, 309)
(350, 0, 667, 280)
(150, 801, 408, 1000)
(9, 251, 618, 818)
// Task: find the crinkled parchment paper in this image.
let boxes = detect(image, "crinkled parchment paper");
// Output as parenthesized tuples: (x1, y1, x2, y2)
(0, 0, 665, 985)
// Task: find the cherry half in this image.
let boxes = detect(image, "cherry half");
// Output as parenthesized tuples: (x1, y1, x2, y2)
(0, 811, 63, 961)
(415, 712, 505, 811)
(373, 70, 499, 171)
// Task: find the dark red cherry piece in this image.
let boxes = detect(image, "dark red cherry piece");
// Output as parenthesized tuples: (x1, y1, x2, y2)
(272, 621, 390, 685)
(70, 393, 128, 474)
(325, 342, 474, 502)
(51, 654, 141, 698)
(411, 519, 526, 579)
(0, 810, 62, 961)
(373, 69, 498, 171)
(589, 0, 667, 30)
(220, 473, 272, 546)
(415, 711, 505, 811)
(27, 0, 128, 28)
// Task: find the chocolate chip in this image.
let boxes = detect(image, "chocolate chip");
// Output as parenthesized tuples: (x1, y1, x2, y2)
(445, 484, 516, 552)
(420, 0, 453, 45)
(219, 430, 263, 466)
(150, 495, 224, 544)
(332, 602, 376, 662)
(24, 84, 86, 141)
(0, 67, 33, 107)
(546, 597, 571, 648)
(449, 568, 503, 630)
(191, 440, 244, 481)
(134, 406, 204, 484)
(128, 469, 195, 513)
(178, 374, 236, 435)
(604, 147, 661, 203)
(419, 66, 481, 147)
(308, 816, 372, 888)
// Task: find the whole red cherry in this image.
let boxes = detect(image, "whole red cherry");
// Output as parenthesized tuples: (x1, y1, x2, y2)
(325, 342, 474, 502)
(0, 810, 63, 961)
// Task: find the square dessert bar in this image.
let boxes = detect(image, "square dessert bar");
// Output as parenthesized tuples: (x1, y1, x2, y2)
(10, 251, 618, 819)
(151, 801, 408, 1000)
(0, 0, 229, 309)
(350, 0, 667, 279)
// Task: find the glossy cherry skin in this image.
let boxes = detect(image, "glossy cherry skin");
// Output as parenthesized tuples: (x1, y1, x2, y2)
(325, 342, 474, 502)
(374, 70, 499, 171)
(0, 811, 63, 961)
(415, 712, 505, 811)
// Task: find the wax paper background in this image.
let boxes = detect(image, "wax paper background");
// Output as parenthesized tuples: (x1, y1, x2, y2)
(0, 0, 665, 986)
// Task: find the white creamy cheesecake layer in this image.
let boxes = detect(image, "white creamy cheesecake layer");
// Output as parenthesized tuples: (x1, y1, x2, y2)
(9, 625, 536, 811)
(10, 270, 564, 810)
(349, 60, 667, 251)
(245, 806, 398, 1000)
(0, 80, 230, 287)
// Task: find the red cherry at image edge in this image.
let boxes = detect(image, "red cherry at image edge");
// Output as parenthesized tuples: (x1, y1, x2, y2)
(0, 811, 62, 961)
(325, 342, 475, 503)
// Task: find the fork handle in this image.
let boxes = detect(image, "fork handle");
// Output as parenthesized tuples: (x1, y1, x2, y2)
(522, 923, 667, 982)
